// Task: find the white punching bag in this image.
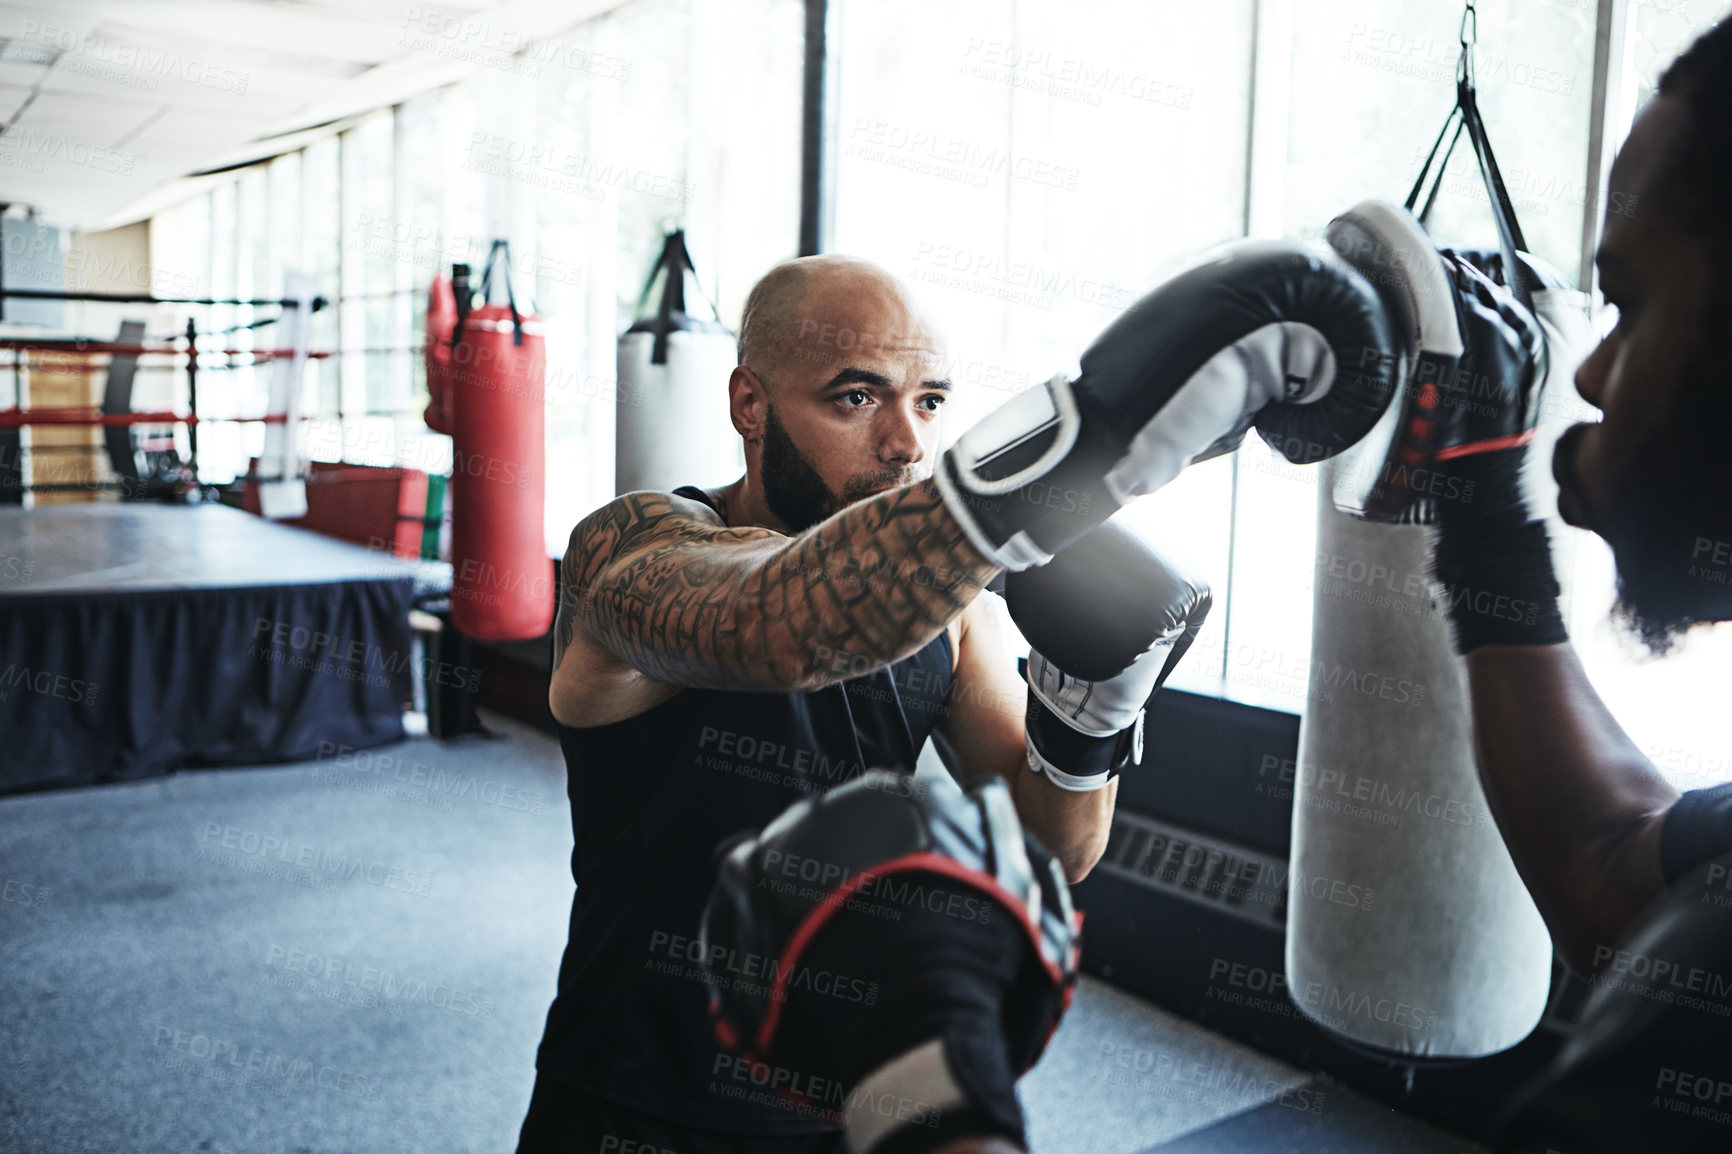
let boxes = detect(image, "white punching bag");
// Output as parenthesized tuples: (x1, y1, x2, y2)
(1285, 234, 1595, 1059)
(1286, 461, 1552, 1058)
(616, 230, 742, 496)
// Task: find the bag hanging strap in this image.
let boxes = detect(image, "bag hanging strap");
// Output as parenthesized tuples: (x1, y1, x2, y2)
(451, 239, 524, 349)
(1458, 75, 1537, 308)
(1406, 105, 1461, 221)
(651, 231, 687, 365)
(1402, 0, 1539, 310)
(631, 228, 728, 365)
(1405, 104, 1463, 218)
(478, 238, 525, 347)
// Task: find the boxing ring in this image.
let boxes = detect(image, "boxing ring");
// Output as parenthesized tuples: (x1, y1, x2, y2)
(0, 502, 430, 795)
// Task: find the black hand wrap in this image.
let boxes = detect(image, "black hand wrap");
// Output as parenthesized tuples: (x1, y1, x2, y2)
(1432, 452, 1568, 655)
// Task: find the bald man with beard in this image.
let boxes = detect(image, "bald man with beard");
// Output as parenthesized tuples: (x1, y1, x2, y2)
(516, 255, 1115, 1154)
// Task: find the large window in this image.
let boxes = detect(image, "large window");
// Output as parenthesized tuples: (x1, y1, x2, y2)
(394, 91, 457, 482)
(337, 114, 398, 468)
(1226, 0, 1730, 775)
(831, 0, 1257, 690)
(303, 137, 342, 458)
(133, 0, 1732, 780)
(137, 0, 803, 519)
(1215, 0, 1600, 706)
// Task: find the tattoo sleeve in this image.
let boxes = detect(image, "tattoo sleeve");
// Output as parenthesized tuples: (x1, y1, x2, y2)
(555, 480, 999, 692)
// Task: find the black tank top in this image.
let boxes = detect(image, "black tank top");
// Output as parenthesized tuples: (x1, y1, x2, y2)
(536, 485, 957, 1133)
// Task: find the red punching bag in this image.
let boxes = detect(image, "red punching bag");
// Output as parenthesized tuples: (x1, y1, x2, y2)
(448, 240, 554, 641)
(423, 269, 458, 435)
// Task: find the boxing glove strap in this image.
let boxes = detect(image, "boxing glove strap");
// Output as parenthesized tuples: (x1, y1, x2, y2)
(1026, 646, 1168, 738)
(1025, 688, 1143, 792)
(937, 375, 1128, 573)
(936, 375, 1079, 572)
(937, 451, 1057, 572)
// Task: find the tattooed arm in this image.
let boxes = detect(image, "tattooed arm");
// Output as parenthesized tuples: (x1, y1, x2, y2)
(549, 481, 999, 728)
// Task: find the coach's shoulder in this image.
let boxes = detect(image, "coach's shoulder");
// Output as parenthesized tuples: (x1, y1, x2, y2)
(566, 490, 721, 556)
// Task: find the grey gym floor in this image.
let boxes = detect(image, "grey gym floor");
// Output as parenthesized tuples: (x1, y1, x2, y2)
(0, 714, 1484, 1154)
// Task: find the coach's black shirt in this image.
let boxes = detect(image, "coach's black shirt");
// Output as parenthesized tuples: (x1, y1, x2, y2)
(1660, 782, 1732, 883)
(534, 485, 957, 1133)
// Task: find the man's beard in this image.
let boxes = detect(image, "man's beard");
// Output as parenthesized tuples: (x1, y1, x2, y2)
(1555, 341, 1732, 655)
(760, 404, 911, 534)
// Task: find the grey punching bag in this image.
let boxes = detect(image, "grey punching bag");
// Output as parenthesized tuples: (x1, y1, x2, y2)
(1286, 459, 1552, 1058)
(1286, 77, 1599, 1055)
(615, 230, 742, 495)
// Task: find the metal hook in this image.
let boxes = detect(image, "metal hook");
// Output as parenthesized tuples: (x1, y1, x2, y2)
(1458, 0, 1478, 88)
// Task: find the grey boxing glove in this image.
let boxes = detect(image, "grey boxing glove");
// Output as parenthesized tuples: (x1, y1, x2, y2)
(1006, 519, 1212, 791)
(936, 240, 1397, 571)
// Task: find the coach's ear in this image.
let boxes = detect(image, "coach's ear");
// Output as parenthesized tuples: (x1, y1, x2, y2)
(729, 366, 768, 445)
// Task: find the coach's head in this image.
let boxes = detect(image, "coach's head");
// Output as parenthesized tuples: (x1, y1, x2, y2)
(1554, 21, 1732, 654)
(728, 255, 950, 534)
